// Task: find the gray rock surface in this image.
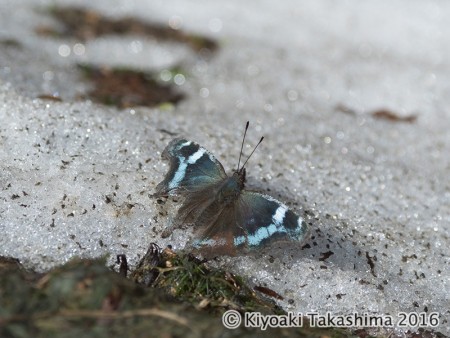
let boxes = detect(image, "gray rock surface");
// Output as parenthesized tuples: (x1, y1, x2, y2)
(1, 1, 449, 336)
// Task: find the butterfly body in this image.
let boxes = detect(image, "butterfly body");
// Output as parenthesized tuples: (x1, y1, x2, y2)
(154, 137, 308, 257)
(216, 170, 245, 205)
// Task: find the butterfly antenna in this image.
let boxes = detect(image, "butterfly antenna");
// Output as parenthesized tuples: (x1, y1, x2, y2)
(240, 136, 264, 172)
(237, 121, 250, 171)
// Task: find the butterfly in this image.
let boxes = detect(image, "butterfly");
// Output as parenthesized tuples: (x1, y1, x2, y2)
(153, 122, 309, 257)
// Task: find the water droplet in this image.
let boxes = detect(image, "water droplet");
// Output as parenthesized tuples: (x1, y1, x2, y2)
(160, 69, 172, 82)
(336, 131, 345, 139)
(73, 43, 85, 56)
(199, 87, 209, 98)
(58, 44, 71, 57)
(174, 74, 185, 85)
(264, 103, 273, 112)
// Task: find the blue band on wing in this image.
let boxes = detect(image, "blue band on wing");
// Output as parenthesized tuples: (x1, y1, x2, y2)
(155, 138, 227, 197)
(169, 145, 206, 189)
(234, 193, 308, 247)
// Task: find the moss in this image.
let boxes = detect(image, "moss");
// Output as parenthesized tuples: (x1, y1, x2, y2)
(131, 244, 282, 314)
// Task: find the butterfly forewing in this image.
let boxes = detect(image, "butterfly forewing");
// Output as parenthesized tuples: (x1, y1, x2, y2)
(154, 138, 227, 197)
(172, 181, 224, 227)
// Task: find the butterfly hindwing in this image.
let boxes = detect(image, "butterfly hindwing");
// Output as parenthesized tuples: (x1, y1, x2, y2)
(234, 192, 308, 248)
(154, 138, 227, 197)
(191, 200, 241, 257)
(192, 191, 308, 256)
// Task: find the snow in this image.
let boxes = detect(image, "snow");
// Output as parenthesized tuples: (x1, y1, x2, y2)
(1, 0, 449, 336)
